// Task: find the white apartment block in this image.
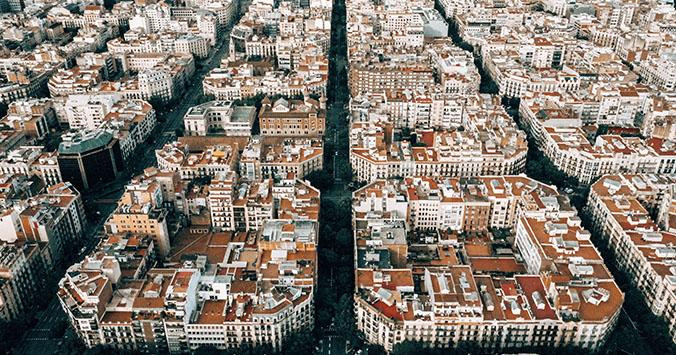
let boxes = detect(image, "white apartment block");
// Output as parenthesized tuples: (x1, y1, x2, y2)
(100, 70, 175, 104)
(107, 31, 210, 59)
(63, 93, 121, 130)
(203, 62, 328, 101)
(59, 220, 317, 352)
(352, 174, 622, 352)
(519, 94, 676, 184)
(636, 52, 676, 92)
(183, 101, 256, 136)
(641, 93, 676, 141)
(0, 146, 61, 186)
(47, 4, 133, 29)
(586, 174, 676, 342)
(207, 171, 237, 231)
(259, 139, 323, 179)
(483, 51, 581, 98)
(47, 65, 103, 97)
(350, 94, 528, 183)
(155, 142, 239, 180)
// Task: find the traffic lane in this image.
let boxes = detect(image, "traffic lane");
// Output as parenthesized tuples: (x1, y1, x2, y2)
(319, 336, 348, 355)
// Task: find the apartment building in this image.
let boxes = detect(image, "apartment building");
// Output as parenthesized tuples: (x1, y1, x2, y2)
(59, 219, 317, 352)
(635, 52, 676, 92)
(32, 151, 62, 187)
(0, 145, 62, 187)
(117, 52, 195, 79)
(259, 138, 323, 179)
(350, 89, 465, 130)
(0, 243, 51, 322)
(104, 203, 171, 257)
(350, 94, 528, 183)
(101, 99, 157, 161)
(57, 234, 157, 349)
(641, 93, 676, 141)
(426, 39, 481, 95)
(183, 101, 256, 136)
(125, 167, 183, 213)
(0, 145, 44, 178)
(99, 70, 175, 104)
(352, 175, 623, 351)
(591, 83, 650, 126)
(258, 96, 326, 137)
(47, 65, 103, 97)
(203, 60, 329, 101)
(207, 171, 238, 231)
(483, 51, 581, 98)
(76, 52, 119, 81)
(229, 0, 331, 67)
(349, 58, 435, 97)
(586, 174, 676, 342)
(519, 94, 676, 184)
(2, 98, 58, 140)
(107, 31, 210, 59)
(209, 170, 320, 232)
(62, 93, 121, 130)
(0, 64, 54, 104)
(0, 130, 27, 157)
(47, 3, 133, 29)
(156, 142, 239, 180)
(0, 182, 86, 264)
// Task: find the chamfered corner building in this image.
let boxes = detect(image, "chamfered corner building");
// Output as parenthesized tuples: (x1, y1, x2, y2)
(57, 130, 124, 191)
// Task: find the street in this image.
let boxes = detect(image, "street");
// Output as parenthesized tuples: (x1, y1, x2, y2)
(318, 335, 349, 355)
(14, 298, 67, 354)
(83, 25, 233, 204)
(13, 27, 233, 355)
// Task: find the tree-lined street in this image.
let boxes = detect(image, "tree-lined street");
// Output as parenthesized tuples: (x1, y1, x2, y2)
(10, 25, 236, 355)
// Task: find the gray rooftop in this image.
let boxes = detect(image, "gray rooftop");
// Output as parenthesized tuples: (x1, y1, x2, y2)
(59, 130, 113, 155)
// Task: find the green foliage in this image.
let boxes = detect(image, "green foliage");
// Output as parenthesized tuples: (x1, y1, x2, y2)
(334, 294, 360, 344)
(304, 170, 334, 191)
(193, 343, 274, 355)
(102, 0, 115, 10)
(363, 343, 386, 354)
(197, 93, 216, 104)
(0, 315, 32, 353)
(281, 331, 316, 355)
(83, 345, 141, 355)
(148, 97, 176, 113)
(334, 228, 353, 254)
